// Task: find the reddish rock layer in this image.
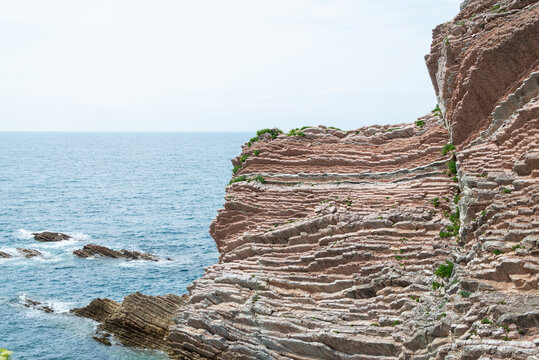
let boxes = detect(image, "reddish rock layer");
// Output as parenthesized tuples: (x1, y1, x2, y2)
(425, 0, 539, 145)
(77, 1, 538, 358)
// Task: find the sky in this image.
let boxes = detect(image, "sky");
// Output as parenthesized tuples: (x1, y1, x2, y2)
(0, 0, 461, 132)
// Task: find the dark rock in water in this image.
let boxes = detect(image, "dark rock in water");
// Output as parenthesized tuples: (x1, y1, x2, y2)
(0, 251, 12, 258)
(71, 292, 185, 352)
(73, 244, 161, 261)
(23, 299, 54, 313)
(16, 248, 42, 258)
(92, 335, 112, 346)
(71, 298, 120, 322)
(32, 231, 70, 242)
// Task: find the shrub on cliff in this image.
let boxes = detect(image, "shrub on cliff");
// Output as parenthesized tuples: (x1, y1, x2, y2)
(287, 128, 306, 137)
(434, 261, 454, 278)
(441, 143, 455, 155)
(248, 128, 283, 146)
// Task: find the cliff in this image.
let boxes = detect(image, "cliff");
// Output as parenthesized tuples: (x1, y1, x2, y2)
(73, 1, 539, 359)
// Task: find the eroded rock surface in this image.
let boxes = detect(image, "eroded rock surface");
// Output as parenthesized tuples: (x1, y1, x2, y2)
(71, 293, 186, 352)
(78, 0, 538, 358)
(0, 251, 12, 258)
(32, 231, 70, 242)
(16, 248, 43, 258)
(73, 244, 162, 261)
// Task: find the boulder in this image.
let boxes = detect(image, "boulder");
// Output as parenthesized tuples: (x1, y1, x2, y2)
(32, 231, 70, 242)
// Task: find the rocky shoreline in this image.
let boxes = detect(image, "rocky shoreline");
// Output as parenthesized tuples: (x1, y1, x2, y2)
(73, 0, 539, 359)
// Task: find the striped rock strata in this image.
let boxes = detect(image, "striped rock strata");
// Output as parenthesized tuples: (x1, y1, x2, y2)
(74, 0, 539, 359)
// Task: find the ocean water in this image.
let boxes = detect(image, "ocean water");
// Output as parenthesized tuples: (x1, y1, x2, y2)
(0, 132, 248, 359)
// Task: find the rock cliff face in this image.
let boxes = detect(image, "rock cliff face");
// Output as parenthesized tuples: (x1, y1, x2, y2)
(75, 1, 538, 358)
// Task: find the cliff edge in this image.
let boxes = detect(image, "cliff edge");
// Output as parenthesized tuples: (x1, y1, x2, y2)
(74, 1, 539, 359)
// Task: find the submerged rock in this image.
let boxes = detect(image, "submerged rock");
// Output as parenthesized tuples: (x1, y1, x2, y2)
(23, 299, 54, 313)
(16, 248, 42, 258)
(32, 231, 70, 242)
(0, 251, 12, 258)
(72, 244, 161, 261)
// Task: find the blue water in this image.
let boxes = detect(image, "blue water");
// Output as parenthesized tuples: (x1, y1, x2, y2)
(0, 132, 248, 359)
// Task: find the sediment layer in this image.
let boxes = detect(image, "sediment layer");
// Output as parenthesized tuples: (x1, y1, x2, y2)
(76, 0, 539, 358)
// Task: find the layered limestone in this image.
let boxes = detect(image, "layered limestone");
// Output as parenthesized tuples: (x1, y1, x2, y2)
(71, 293, 186, 353)
(75, 0, 538, 358)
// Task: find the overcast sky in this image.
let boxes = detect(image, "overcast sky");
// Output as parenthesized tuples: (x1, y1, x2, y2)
(0, 0, 461, 132)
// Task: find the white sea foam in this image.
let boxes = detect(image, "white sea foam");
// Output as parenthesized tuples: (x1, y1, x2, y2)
(18, 293, 73, 314)
(15, 228, 36, 239)
(15, 229, 91, 250)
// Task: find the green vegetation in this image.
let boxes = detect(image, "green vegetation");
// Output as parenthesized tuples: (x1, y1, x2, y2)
(240, 154, 250, 163)
(498, 300, 506, 305)
(328, 126, 342, 131)
(512, 244, 523, 251)
(448, 160, 457, 176)
(343, 199, 352, 207)
(491, 4, 502, 11)
(248, 128, 283, 146)
(502, 188, 512, 194)
(229, 175, 248, 185)
(0, 349, 12, 360)
(453, 194, 461, 204)
(232, 165, 242, 174)
(431, 197, 440, 208)
(441, 143, 455, 155)
(432, 281, 443, 290)
(253, 150, 260, 156)
(440, 313, 447, 318)
(435, 261, 454, 279)
(459, 290, 471, 298)
(250, 175, 266, 183)
(287, 128, 306, 137)
(493, 249, 503, 256)
(370, 323, 379, 327)
(432, 104, 442, 117)
(481, 210, 486, 217)
(502, 336, 512, 341)
(481, 318, 493, 325)
(391, 320, 401, 327)
(395, 255, 403, 261)
(415, 120, 425, 128)
(440, 208, 460, 238)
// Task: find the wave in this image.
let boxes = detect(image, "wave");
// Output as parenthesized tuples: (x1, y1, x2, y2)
(17, 293, 73, 314)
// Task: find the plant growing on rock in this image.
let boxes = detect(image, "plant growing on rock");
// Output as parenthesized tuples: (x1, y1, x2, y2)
(229, 175, 248, 185)
(253, 150, 260, 156)
(481, 318, 493, 325)
(459, 290, 471, 298)
(232, 165, 242, 174)
(248, 128, 283, 146)
(441, 143, 455, 155)
(415, 120, 425, 128)
(493, 249, 503, 255)
(434, 261, 454, 279)
(287, 128, 306, 137)
(249, 175, 266, 184)
(431, 197, 440, 208)
(432, 104, 442, 117)
(432, 281, 443, 290)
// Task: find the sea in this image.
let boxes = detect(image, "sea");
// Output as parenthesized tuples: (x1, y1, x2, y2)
(0, 132, 249, 359)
